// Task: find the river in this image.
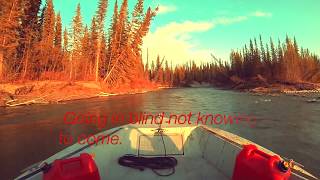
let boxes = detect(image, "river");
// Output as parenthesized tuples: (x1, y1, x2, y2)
(0, 88, 319, 179)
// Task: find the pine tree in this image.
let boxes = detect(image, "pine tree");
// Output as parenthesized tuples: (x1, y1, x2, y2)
(293, 37, 299, 54)
(103, 0, 132, 86)
(104, 2, 158, 86)
(259, 35, 266, 64)
(254, 37, 261, 75)
(0, 0, 22, 80)
(39, 0, 56, 74)
(270, 38, 277, 63)
(70, 4, 83, 52)
(230, 50, 242, 77)
(150, 60, 155, 80)
(284, 38, 301, 82)
(106, 0, 119, 73)
(130, 0, 144, 44)
(100, 33, 107, 77)
(42, 0, 55, 48)
(277, 39, 285, 80)
(81, 26, 90, 79)
(118, 0, 129, 49)
(266, 44, 271, 65)
(144, 50, 149, 80)
(94, 0, 108, 81)
(62, 27, 69, 72)
(55, 12, 62, 49)
(38, 6, 46, 41)
(63, 27, 68, 52)
(131, 7, 155, 54)
(89, 17, 98, 77)
(96, 0, 108, 32)
(164, 60, 171, 85)
(69, 3, 83, 80)
(270, 37, 277, 78)
(19, 0, 41, 79)
(155, 55, 164, 83)
(248, 39, 255, 77)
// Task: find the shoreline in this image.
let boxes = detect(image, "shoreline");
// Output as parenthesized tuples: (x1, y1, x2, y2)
(186, 81, 320, 94)
(0, 81, 169, 107)
(1, 80, 319, 107)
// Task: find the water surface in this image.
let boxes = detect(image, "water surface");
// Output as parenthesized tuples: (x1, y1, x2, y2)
(0, 88, 319, 179)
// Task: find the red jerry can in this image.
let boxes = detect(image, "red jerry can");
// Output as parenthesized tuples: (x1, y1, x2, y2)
(232, 144, 291, 180)
(43, 153, 100, 180)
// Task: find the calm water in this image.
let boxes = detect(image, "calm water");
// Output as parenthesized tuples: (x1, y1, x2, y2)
(0, 88, 319, 179)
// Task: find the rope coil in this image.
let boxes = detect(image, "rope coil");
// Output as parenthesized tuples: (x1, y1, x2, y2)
(118, 155, 178, 176)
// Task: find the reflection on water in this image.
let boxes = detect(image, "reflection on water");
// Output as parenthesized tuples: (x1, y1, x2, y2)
(0, 88, 319, 179)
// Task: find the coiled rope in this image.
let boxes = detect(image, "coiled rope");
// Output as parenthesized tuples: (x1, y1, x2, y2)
(118, 155, 178, 176)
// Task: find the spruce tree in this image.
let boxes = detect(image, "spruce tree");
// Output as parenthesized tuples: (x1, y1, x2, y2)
(55, 12, 62, 50)
(63, 27, 68, 52)
(70, 3, 83, 79)
(95, 0, 108, 81)
(0, 0, 22, 80)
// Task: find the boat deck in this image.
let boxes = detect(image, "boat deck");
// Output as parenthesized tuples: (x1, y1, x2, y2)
(16, 124, 317, 180)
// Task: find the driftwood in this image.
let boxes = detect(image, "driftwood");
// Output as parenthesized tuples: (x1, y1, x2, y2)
(5, 97, 49, 107)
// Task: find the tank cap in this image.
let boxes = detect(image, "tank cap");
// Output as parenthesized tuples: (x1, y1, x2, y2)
(278, 160, 289, 173)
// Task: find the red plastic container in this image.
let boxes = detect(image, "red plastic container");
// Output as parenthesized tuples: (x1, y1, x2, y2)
(43, 153, 100, 180)
(232, 144, 291, 180)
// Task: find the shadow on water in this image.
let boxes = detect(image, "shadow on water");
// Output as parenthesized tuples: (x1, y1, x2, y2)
(0, 88, 319, 179)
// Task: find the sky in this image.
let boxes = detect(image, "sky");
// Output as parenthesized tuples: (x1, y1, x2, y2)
(52, 0, 320, 65)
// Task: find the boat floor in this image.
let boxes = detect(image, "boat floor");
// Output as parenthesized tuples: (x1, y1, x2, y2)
(88, 125, 232, 179)
(106, 156, 228, 180)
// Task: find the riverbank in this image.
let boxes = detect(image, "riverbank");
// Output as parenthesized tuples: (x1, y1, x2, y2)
(1, 79, 319, 107)
(184, 79, 320, 96)
(214, 75, 320, 96)
(0, 81, 164, 107)
(242, 83, 320, 96)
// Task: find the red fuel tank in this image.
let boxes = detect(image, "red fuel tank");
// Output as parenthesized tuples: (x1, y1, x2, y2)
(43, 153, 100, 180)
(232, 144, 291, 180)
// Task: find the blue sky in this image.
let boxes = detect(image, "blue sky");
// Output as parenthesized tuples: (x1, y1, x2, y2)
(52, 0, 320, 65)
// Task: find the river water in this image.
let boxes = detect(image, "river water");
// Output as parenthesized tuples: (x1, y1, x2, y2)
(0, 88, 319, 179)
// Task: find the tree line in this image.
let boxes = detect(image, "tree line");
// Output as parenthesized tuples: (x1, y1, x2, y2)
(0, 0, 157, 88)
(146, 36, 320, 87)
(1, 1, 319, 88)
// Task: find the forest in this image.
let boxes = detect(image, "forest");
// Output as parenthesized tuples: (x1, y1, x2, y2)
(0, 0, 156, 89)
(1, 0, 320, 91)
(152, 36, 320, 89)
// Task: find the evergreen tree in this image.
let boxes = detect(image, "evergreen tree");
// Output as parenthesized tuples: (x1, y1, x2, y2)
(42, 0, 55, 48)
(259, 35, 266, 64)
(81, 26, 90, 79)
(130, 0, 144, 44)
(117, 0, 129, 49)
(40, 0, 56, 74)
(0, 0, 23, 80)
(150, 60, 155, 80)
(69, 3, 83, 79)
(107, 0, 119, 73)
(90, 17, 98, 77)
(131, 7, 155, 54)
(270, 37, 277, 78)
(55, 12, 62, 49)
(270, 38, 277, 63)
(19, 0, 41, 79)
(277, 39, 285, 80)
(94, 0, 108, 81)
(63, 27, 68, 52)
